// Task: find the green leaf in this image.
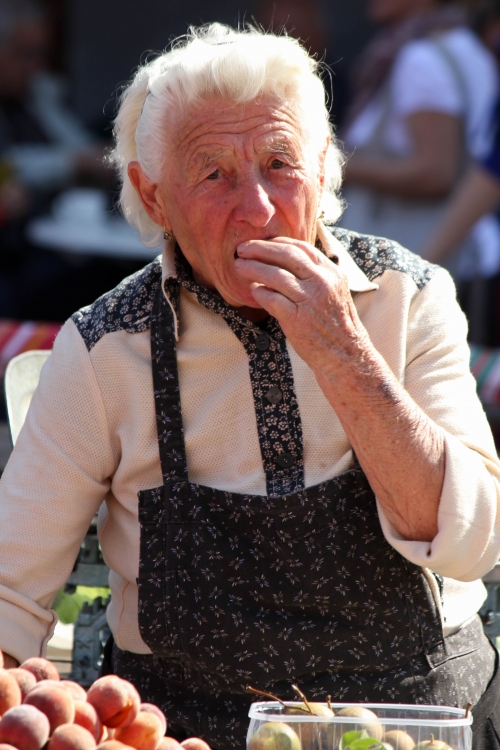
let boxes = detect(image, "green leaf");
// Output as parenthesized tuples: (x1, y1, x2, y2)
(340, 730, 368, 749)
(348, 739, 391, 750)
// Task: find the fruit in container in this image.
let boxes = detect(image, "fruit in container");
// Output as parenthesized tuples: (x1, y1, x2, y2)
(414, 738, 452, 750)
(383, 730, 415, 750)
(285, 702, 334, 748)
(249, 721, 301, 750)
(336, 707, 384, 742)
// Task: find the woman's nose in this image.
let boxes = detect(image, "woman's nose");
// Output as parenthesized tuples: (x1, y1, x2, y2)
(232, 173, 275, 226)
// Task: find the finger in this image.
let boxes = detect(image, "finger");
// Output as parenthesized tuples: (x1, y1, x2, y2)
(234, 257, 307, 303)
(237, 238, 326, 280)
(249, 283, 297, 320)
(238, 240, 316, 279)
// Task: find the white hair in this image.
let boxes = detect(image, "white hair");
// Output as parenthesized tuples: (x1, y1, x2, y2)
(109, 23, 344, 247)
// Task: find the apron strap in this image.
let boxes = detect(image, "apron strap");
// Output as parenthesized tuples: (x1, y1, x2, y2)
(150, 279, 189, 481)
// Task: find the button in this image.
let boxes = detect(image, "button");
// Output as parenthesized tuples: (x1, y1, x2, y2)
(255, 333, 270, 351)
(266, 387, 283, 404)
(277, 453, 294, 469)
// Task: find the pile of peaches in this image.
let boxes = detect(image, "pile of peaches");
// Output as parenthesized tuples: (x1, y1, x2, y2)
(0, 650, 211, 750)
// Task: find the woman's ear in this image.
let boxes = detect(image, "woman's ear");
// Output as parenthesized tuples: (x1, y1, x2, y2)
(317, 136, 330, 191)
(128, 161, 168, 229)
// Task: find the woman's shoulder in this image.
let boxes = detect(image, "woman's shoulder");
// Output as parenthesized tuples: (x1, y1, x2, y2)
(71, 255, 163, 352)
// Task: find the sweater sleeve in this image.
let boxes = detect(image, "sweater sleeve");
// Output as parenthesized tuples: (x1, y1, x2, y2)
(377, 268, 500, 581)
(0, 319, 116, 662)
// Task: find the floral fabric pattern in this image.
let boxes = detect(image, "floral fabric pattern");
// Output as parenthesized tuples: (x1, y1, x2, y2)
(331, 225, 437, 289)
(174, 253, 304, 497)
(118, 279, 495, 750)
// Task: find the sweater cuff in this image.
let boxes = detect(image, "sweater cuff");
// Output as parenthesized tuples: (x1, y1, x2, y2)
(377, 432, 500, 581)
(0, 584, 57, 663)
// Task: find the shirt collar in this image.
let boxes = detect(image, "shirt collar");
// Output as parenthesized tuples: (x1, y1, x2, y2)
(161, 220, 378, 294)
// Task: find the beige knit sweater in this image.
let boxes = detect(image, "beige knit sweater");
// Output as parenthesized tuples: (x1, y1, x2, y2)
(0, 224, 499, 663)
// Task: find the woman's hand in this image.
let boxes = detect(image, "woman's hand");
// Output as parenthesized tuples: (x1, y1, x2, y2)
(234, 236, 369, 379)
(234, 236, 445, 544)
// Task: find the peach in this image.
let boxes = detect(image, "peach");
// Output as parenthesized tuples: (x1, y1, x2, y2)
(74, 702, 102, 742)
(139, 706, 167, 736)
(0, 653, 3, 669)
(20, 659, 60, 683)
(28, 680, 62, 693)
(156, 740, 181, 750)
(0, 744, 18, 750)
(60, 683, 87, 702)
(114, 712, 164, 750)
(8, 670, 37, 700)
(24, 684, 75, 734)
(48, 724, 96, 750)
(0, 671, 22, 716)
(0, 704, 50, 750)
(96, 742, 135, 750)
(180, 740, 211, 750)
(87, 678, 140, 729)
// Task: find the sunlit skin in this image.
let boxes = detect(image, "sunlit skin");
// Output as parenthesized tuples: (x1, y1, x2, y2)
(129, 94, 445, 547)
(129, 97, 328, 320)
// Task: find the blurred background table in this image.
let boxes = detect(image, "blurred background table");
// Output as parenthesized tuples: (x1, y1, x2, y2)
(27, 213, 160, 261)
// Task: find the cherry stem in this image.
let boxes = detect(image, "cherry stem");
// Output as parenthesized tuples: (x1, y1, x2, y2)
(327, 695, 332, 711)
(464, 702, 472, 719)
(291, 684, 314, 714)
(246, 686, 287, 708)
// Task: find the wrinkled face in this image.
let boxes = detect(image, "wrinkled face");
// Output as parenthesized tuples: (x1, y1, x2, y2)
(132, 97, 326, 309)
(368, 0, 436, 25)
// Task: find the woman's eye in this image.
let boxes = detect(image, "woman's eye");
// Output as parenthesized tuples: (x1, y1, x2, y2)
(206, 169, 220, 180)
(270, 159, 285, 169)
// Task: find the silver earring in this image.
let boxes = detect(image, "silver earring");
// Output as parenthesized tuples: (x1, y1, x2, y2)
(163, 228, 173, 241)
(318, 210, 325, 220)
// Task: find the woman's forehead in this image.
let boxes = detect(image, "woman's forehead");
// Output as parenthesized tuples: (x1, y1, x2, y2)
(167, 97, 306, 157)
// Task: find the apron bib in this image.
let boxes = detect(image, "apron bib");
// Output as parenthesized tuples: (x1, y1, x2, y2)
(113, 276, 493, 749)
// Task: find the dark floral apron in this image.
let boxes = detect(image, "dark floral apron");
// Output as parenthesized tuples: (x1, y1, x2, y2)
(113, 272, 494, 750)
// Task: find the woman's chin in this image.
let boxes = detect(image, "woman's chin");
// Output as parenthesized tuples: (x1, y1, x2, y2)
(222, 281, 263, 310)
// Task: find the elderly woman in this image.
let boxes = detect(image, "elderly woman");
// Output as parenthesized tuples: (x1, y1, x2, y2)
(0, 23, 500, 750)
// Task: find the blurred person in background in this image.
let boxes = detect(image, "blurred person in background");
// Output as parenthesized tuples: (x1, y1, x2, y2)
(423, 0, 500, 344)
(339, 0, 500, 284)
(0, 0, 113, 321)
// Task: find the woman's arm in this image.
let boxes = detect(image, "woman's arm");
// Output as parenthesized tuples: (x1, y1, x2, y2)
(343, 110, 462, 199)
(424, 164, 500, 264)
(235, 236, 445, 542)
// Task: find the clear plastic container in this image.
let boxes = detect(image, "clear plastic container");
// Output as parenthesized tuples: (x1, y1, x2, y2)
(247, 701, 472, 750)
